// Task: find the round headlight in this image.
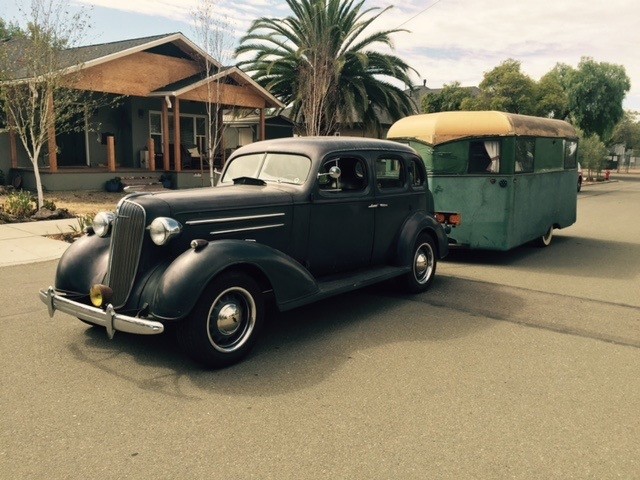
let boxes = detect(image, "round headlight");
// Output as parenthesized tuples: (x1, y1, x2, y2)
(148, 217, 182, 245)
(93, 211, 115, 237)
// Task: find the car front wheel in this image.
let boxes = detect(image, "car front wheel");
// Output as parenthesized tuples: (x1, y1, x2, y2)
(403, 233, 437, 293)
(177, 271, 264, 368)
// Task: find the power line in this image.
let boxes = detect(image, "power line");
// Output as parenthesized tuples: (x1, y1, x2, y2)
(395, 0, 443, 29)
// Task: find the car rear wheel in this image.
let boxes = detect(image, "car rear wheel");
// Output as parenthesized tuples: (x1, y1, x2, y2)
(403, 233, 437, 293)
(177, 271, 264, 368)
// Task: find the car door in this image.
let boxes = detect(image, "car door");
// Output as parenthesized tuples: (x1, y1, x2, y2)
(371, 153, 426, 265)
(306, 153, 374, 277)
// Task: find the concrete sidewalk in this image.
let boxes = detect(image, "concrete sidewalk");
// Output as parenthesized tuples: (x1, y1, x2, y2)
(0, 218, 80, 267)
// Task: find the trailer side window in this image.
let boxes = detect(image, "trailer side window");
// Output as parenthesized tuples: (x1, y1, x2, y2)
(515, 138, 535, 173)
(564, 140, 578, 169)
(468, 140, 500, 173)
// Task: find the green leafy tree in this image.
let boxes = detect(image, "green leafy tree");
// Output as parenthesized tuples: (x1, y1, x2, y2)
(566, 57, 630, 140)
(534, 65, 570, 119)
(0, 18, 24, 40)
(578, 132, 608, 179)
(421, 81, 475, 113)
(611, 111, 640, 151)
(235, 0, 415, 136)
(461, 59, 536, 114)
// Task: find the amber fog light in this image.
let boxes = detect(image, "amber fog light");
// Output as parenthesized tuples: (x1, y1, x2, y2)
(90, 284, 113, 307)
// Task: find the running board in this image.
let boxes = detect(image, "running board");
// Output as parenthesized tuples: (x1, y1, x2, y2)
(279, 265, 410, 311)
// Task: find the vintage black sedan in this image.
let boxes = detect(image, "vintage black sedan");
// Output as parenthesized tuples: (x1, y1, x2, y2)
(40, 137, 448, 367)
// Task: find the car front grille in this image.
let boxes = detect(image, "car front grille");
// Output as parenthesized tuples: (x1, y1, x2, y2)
(105, 199, 146, 308)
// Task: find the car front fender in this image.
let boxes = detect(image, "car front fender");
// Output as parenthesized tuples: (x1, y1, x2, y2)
(55, 234, 110, 294)
(146, 240, 319, 321)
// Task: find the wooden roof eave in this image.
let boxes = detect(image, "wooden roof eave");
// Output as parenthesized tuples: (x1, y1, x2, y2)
(150, 67, 284, 109)
(4, 33, 222, 84)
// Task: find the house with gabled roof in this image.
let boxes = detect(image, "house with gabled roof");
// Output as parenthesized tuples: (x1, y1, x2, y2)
(0, 32, 284, 190)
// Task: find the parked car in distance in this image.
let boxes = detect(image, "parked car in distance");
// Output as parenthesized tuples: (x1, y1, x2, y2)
(40, 137, 448, 368)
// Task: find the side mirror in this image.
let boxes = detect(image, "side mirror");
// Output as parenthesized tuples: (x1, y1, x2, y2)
(318, 165, 341, 180)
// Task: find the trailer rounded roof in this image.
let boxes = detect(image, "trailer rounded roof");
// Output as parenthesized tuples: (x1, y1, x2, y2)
(387, 111, 578, 146)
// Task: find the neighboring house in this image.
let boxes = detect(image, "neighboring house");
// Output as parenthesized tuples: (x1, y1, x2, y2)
(406, 81, 481, 114)
(223, 112, 296, 157)
(0, 32, 284, 190)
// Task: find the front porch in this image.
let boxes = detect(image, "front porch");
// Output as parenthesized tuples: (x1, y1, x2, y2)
(13, 166, 215, 192)
(2, 33, 285, 191)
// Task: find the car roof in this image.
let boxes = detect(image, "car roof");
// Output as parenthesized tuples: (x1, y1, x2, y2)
(229, 136, 416, 159)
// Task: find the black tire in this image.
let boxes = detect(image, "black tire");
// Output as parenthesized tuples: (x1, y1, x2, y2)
(403, 233, 437, 293)
(177, 271, 264, 368)
(535, 225, 553, 247)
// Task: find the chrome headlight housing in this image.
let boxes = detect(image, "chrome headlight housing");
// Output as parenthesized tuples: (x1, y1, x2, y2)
(93, 211, 115, 237)
(148, 217, 182, 245)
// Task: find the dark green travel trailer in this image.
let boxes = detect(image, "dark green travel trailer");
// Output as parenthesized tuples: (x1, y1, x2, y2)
(387, 111, 579, 250)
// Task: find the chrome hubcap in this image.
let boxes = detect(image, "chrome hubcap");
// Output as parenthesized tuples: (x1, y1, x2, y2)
(206, 287, 256, 353)
(415, 252, 428, 278)
(414, 242, 434, 284)
(217, 303, 241, 335)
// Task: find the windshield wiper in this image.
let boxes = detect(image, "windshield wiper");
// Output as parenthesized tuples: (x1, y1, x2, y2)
(232, 176, 267, 186)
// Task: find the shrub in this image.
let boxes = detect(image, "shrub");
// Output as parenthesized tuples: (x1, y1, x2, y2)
(4, 190, 36, 217)
(42, 199, 57, 211)
(71, 213, 95, 234)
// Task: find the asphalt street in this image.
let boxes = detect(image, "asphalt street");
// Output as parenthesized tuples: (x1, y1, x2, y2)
(1, 175, 638, 479)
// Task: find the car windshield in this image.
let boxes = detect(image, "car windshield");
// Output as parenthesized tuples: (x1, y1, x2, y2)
(220, 153, 311, 185)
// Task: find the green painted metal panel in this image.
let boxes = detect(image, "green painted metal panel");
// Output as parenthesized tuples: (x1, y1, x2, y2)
(428, 175, 512, 250)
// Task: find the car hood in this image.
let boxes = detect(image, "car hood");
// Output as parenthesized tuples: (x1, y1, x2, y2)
(131, 184, 295, 218)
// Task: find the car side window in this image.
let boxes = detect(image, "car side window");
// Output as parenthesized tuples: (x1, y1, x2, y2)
(318, 156, 368, 193)
(408, 156, 426, 188)
(375, 157, 405, 190)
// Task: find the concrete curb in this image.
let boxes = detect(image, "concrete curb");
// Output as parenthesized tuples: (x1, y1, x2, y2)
(0, 218, 80, 268)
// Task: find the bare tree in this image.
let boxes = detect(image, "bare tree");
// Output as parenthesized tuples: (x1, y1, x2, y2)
(192, 0, 235, 187)
(0, 0, 98, 208)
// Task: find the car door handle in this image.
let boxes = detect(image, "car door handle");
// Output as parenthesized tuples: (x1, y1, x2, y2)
(368, 204, 379, 209)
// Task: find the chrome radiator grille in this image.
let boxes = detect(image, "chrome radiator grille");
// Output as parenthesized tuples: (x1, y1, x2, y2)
(106, 200, 146, 308)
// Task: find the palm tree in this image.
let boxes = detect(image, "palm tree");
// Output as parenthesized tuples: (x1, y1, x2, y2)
(236, 0, 415, 136)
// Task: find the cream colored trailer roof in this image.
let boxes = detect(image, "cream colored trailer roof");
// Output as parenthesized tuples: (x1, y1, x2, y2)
(387, 111, 578, 146)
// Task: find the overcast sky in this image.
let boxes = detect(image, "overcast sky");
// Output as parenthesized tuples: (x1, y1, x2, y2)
(3, 0, 639, 111)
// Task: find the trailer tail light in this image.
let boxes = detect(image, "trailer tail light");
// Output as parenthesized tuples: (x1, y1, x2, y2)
(435, 212, 461, 227)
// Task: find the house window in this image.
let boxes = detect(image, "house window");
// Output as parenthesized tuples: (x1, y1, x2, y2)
(149, 111, 207, 153)
(149, 112, 163, 152)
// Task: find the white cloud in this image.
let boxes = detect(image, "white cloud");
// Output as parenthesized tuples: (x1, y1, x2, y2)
(380, 0, 640, 108)
(70, 0, 640, 109)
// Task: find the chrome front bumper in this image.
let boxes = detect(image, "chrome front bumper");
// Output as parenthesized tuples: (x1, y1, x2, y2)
(39, 286, 164, 339)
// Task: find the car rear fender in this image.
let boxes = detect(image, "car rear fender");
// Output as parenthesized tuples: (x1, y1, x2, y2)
(147, 239, 319, 321)
(396, 211, 449, 265)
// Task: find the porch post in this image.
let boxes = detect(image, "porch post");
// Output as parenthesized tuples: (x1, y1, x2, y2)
(162, 97, 170, 171)
(107, 135, 116, 172)
(173, 96, 181, 172)
(47, 91, 58, 172)
(147, 137, 156, 171)
(259, 108, 265, 141)
(9, 128, 18, 169)
(217, 108, 225, 166)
